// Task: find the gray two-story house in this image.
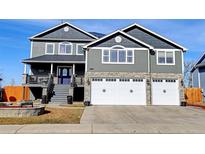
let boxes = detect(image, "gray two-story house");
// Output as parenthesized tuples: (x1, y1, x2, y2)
(84, 23, 187, 105)
(23, 22, 187, 105)
(22, 22, 98, 103)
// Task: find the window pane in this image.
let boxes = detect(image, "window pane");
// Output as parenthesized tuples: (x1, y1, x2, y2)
(127, 57, 133, 63)
(60, 44, 65, 53)
(46, 44, 53, 53)
(103, 50, 109, 56)
(78, 45, 84, 54)
(66, 45, 72, 54)
(166, 52, 174, 64)
(127, 50, 133, 56)
(110, 50, 117, 62)
(103, 56, 109, 62)
(119, 50, 126, 62)
(158, 51, 165, 63)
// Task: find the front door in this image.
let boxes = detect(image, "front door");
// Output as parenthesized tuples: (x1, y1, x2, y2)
(58, 67, 72, 84)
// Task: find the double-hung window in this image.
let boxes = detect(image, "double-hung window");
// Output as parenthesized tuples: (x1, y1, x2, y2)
(45, 43, 54, 54)
(157, 50, 175, 65)
(76, 44, 85, 55)
(59, 42, 72, 55)
(102, 46, 134, 64)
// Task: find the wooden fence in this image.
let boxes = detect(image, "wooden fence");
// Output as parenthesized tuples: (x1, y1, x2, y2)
(184, 88, 203, 105)
(2, 86, 30, 102)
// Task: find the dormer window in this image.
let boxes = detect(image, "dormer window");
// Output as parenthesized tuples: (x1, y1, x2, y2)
(58, 42, 73, 55)
(45, 43, 55, 54)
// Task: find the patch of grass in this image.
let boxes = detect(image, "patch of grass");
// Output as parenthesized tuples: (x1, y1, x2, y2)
(0, 106, 85, 125)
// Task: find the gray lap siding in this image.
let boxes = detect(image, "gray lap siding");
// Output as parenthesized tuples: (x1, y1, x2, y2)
(87, 49, 149, 72)
(31, 41, 87, 58)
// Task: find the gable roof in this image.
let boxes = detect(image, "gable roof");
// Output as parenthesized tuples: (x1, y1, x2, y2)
(122, 23, 187, 51)
(84, 30, 154, 49)
(191, 51, 205, 72)
(30, 22, 98, 40)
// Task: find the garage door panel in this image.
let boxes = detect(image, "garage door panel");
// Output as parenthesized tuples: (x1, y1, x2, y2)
(91, 78, 146, 105)
(152, 79, 180, 105)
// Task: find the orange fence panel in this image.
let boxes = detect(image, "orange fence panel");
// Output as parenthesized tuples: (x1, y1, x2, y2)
(184, 88, 203, 105)
(2, 86, 30, 102)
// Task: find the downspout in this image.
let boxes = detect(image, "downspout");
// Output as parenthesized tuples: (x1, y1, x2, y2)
(149, 49, 155, 105)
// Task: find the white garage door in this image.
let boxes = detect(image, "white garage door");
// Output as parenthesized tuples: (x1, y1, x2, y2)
(152, 79, 180, 105)
(91, 78, 146, 105)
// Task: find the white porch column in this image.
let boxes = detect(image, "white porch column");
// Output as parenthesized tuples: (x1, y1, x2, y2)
(50, 63, 53, 74)
(24, 64, 27, 74)
(73, 64, 75, 75)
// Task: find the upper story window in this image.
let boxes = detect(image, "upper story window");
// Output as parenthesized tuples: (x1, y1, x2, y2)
(76, 44, 85, 55)
(58, 42, 73, 55)
(157, 50, 175, 65)
(102, 46, 134, 64)
(45, 43, 54, 54)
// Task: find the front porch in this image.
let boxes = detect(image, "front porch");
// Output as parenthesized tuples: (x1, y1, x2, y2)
(22, 63, 85, 87)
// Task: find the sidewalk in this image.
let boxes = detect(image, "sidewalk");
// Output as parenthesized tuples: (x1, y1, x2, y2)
(1, 123, 205, 134)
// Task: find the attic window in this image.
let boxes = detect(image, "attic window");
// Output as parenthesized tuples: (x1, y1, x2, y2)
(64, 26, 69, 32)
(115, 36, 122, 43)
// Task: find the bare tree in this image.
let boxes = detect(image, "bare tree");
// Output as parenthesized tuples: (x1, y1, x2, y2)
(10, 78, 15, 86)
(183, 60, 195, 87)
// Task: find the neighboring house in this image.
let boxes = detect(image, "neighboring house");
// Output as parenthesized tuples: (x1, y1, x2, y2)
(191, 52, 205, 99)
(23, 22, 187, 105)
(84, 23, 187, 105)
(0, 78, 2, 102)
(22, 22, 98, 103)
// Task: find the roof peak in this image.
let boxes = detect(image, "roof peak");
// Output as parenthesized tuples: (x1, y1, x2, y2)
(30, 21, 98, 40)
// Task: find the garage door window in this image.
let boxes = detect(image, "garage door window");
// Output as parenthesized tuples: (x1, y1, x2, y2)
(133, 79, 143, 82)
(92, 78, 103, 81)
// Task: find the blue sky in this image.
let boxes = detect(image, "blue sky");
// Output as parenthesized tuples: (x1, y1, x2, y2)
(0, 19, 205, 86)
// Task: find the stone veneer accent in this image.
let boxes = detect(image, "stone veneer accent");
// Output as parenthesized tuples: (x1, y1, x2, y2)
(84, 72, 184, 105)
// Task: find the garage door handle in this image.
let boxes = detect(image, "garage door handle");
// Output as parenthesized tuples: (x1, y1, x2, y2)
(163, 89, 166, 93)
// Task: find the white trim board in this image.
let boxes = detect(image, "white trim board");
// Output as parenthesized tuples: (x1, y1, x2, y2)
(30, 22, 98, 39)
(30, 41, 33, 58)
(84, 30, 154, 49)
(121, 23, 187, 51)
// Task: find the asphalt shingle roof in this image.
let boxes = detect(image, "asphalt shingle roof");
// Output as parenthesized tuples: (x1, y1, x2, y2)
(23, 55, 85, 63)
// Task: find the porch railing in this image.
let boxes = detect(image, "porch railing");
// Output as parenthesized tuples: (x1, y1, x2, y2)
(26, 75, 49, 85)
(72, 75, 84, 87)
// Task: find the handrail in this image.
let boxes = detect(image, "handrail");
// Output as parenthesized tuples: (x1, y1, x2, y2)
(46, 74, 54, 103)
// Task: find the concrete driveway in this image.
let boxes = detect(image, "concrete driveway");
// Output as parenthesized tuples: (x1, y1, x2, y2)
(80, 105, 205, 133)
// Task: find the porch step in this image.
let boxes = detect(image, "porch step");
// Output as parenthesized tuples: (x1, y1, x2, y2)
(50, 84, 73, 104)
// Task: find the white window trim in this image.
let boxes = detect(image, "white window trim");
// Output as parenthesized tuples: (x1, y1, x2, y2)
(45, 43, 55, 55)
(58, 42, 73, 55)
(76, 43, 85, 55)
(101, 48, 134, 64)
(156, 49, 176, 65)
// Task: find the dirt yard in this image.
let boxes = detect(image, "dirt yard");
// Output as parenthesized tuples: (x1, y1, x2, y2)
(0, 105, 85, 125)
